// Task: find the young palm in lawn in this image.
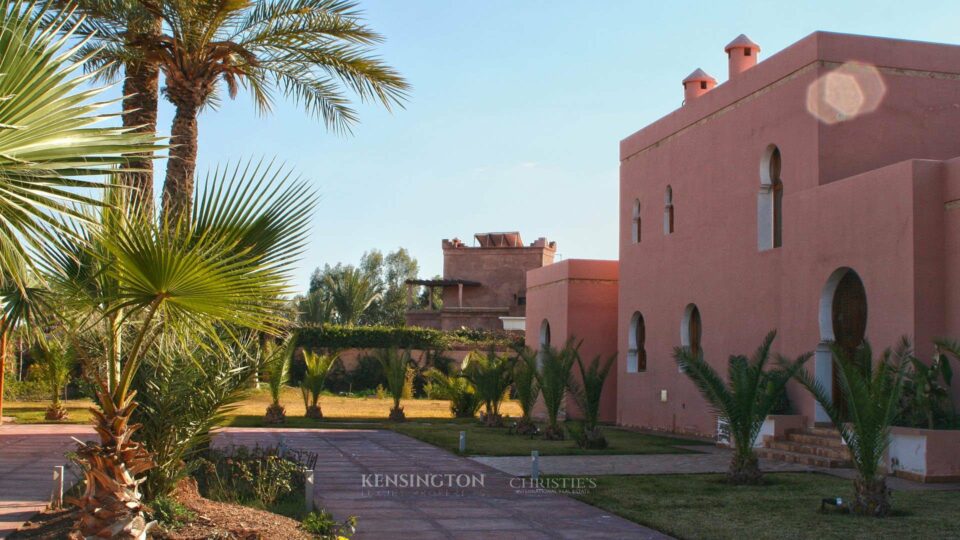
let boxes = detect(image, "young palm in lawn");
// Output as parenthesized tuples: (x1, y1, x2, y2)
(568, 351, 616, 449)
(464, 350, 514, 427)
(535, 341, 577, 440)
(301, 350, 338, 419)
(34, 337, 77, 420)
(120, 0, 409, 222)
(674, 330, 811, 485)
(375, 347, 412, 422)
(512, 347, 541, 435)
(796, 340, 909, 516)
(45, 162, 315, 538)
(424, 368, 482, 419)
(263, 338, 294, 424)
(326, 266, 382, 325)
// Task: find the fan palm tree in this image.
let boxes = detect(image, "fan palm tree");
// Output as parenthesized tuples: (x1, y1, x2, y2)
(301, 350, 337, 418)
(675, 330, 811, 484)
(118, 0, 408, 222)
(45, 161, 315, 538)
(0, 0, 158, 423)
(374, 347, 411, 422)
(568, 351, 616, 449)
(463, 350, 514, 427)
(796, 339, 909, 516)
(0, 0, 158, 289)
(327, 266, 381, 325)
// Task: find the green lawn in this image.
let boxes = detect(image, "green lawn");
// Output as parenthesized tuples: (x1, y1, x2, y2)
(574, 473, 960, 540)
(227, 415, 708, 456)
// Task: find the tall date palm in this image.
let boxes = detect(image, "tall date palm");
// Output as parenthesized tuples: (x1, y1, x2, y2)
(141, 0, 409, 222)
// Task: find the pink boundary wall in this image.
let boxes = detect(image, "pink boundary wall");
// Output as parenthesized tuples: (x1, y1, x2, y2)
(524, 259, 619, 423)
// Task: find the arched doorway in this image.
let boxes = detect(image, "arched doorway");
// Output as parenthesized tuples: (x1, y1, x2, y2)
(681, 304, 702, 356)
(538, 319, 551, 369)
(817, 268, 867, 422)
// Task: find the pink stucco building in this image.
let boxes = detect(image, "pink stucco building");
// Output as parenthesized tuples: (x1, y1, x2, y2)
(527, 31, 960, 444)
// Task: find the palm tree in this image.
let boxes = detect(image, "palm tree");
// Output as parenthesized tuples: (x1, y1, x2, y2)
(262, 335, 295, 424)
(424, 368, 481, 419)
(535, 341, 577, 440)
(463, 350, 514, 427)
(568, 351, 616, 449)
(301, 350, 337, 418)
(674, 330, 811, 484)
(0, 0, 158, 423)
(796, 340, 909, 516)
(327, 266, 382, 325)
(123, 0, 408, 222)
(512, 347, 540, 434)
(0, 0, 158, 288)
(54, 0, 163, 213)
(33, 337, 76, 420)
(46, 162, 315, 537)
(375, 347, 411, 421)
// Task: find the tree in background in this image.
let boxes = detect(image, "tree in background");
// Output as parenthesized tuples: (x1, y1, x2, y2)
(303, 248, 422, 326)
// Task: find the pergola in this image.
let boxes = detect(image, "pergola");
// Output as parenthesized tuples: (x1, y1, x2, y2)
(404, 278, 481, 309)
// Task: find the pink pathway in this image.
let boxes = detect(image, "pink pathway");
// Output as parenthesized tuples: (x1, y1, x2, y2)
(0, 424, 93, 538)
(215, 427, 665, 540)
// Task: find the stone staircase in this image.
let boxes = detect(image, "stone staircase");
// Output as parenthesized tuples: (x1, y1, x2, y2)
(756, 426, 852, 468)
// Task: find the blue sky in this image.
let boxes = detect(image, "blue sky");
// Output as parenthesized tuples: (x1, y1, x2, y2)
(145, 0, 960, 294)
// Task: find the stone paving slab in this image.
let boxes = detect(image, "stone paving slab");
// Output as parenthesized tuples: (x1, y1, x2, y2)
(216, 427, 670, 539)
(0, 424, 94, 538)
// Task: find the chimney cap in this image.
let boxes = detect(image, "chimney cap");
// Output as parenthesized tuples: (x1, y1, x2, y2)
(682, 68, 717, 85)
(725, 34, 760, 53)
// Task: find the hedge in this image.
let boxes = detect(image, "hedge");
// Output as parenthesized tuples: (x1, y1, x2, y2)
(295, 324, 523, 351)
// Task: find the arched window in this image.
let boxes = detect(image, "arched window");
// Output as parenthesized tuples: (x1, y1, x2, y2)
(663, 186, 674, 235)
(681, 304, 702, 357)
(627, 312, 646, 372)
(631, 199, 641, 244)
(537, 319, 551, 369)
(758, 145, 783, 250)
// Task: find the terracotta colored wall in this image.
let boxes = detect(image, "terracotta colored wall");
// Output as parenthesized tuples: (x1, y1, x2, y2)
(525, 260, 619, 423)
(442, 242, 555, 318)
(617, 32, 960, 437)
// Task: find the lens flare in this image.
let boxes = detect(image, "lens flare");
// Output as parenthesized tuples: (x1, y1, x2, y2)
(806, 62, 886, 124)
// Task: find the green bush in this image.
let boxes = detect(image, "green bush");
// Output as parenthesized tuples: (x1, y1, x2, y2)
(302, 509, 357, 539)
(296, 323, 522, 351)
(192, 445, 309, 509)
(150, 496, 195, 530)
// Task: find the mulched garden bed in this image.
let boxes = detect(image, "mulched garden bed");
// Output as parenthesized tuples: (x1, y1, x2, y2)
(10, 480, 311, 540)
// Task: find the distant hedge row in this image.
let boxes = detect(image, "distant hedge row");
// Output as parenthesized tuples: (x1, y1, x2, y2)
(295, 324, 523, 351)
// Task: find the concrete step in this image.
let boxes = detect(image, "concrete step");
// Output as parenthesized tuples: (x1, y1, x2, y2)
(785, 432, 846, 448)
(806, 426, 843, 438)
(756, 447, 851, 468)
(767, 440, 850, 461)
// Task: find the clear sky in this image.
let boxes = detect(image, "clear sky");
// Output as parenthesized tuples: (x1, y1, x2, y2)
(145, 0, 960, 294)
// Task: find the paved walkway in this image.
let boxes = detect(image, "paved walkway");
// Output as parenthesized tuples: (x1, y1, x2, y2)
(216, 428, 666, 539)
(0, 424, 92, 538)
(472, 445, 960, 492)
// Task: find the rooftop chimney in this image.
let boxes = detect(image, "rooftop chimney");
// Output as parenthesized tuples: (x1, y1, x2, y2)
(725, 34, 760, 78)
(682, 69, 717, 103)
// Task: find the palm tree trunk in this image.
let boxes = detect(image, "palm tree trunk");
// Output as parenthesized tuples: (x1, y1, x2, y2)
(120, 61, 159, 216)
(161, 101, 200, 224)
(853, 475, 891, 516)
(0, 324, 7, 425)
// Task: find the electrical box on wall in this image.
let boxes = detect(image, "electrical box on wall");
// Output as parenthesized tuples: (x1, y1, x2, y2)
(660, 389, 668, 402)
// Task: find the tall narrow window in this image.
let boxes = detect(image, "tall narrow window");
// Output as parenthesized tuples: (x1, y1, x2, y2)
(537, 319, 551, 369)
(759, 145, 783, 250)
(632, 199, 641, 243)
(681, 304, 702, 358)
(627, 312, 646, 373)
(664, 186, 674, 235)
